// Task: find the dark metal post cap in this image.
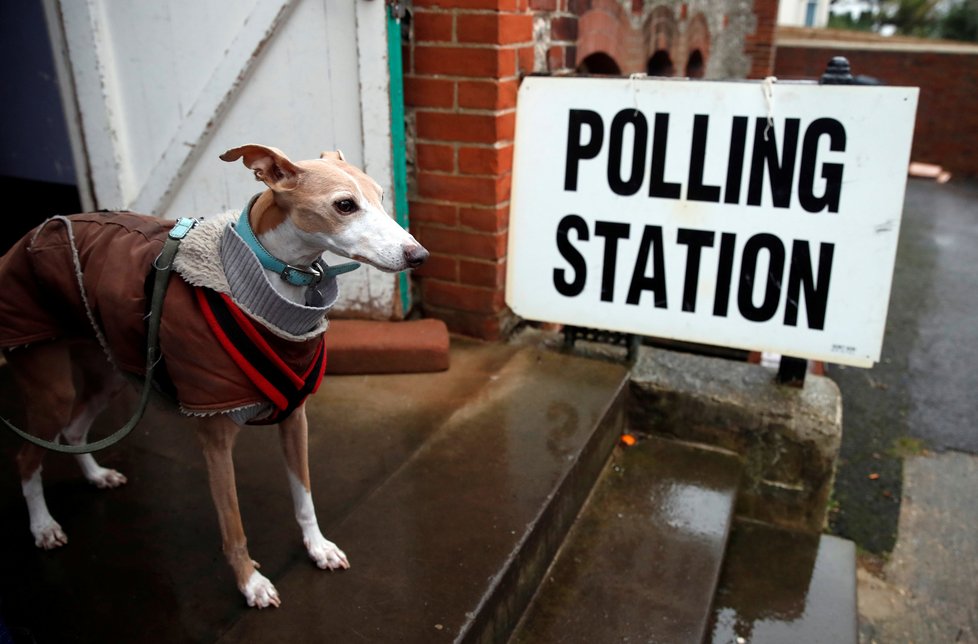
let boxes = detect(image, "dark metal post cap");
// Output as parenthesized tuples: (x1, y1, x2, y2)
(821, 56, 854, 85)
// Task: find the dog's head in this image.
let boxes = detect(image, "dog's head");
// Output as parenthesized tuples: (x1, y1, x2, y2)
(220, 144, 428, 273)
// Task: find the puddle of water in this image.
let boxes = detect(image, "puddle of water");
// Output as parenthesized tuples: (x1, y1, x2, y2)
(708, 522, 856, 643)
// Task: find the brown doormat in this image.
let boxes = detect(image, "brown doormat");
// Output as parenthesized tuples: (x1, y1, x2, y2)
(325, 318, 451, 374)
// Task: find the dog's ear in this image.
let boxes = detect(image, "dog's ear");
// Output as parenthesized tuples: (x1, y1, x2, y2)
(220, 145, 302, 191)
(319, 149, 345, 162)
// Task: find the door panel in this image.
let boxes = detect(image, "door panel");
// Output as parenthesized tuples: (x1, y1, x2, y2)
(49, 0, 403, 318)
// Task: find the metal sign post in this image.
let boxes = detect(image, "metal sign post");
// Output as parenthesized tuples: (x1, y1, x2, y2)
(777, 56, 864, 387)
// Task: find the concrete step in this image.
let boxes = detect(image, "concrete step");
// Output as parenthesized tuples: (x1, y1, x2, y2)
(0, 338, 628, 643)
(707, 520, 858, 644)
(510, 436, 743, 644)
(217, 341, 629, 643)
(325, 318, 451, 374)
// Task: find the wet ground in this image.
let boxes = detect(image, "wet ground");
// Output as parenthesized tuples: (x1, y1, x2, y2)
(0, 339, 629, 643)
(513, 437, 744, 643)
(0, 176, 973, 642)
(826, 178, 978, 641)
(827, 178, 978, 554)
(858, 451, 978, 642)
(710, 520, 857, 643)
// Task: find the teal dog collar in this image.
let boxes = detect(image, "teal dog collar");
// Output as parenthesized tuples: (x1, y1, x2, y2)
(235, 197, 359, 286)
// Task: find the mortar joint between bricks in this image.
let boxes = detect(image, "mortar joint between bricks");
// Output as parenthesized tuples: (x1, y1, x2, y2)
(415, 41, 531, 50)
(410, 70, 525, 80)
(414, 106, 517, 117)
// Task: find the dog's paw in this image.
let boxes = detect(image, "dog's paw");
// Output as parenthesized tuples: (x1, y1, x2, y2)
(86, 467, 127, 489)
(32, 520, 68, 549)
(305, 533, 350, 571)
(242, 570, 281, 609)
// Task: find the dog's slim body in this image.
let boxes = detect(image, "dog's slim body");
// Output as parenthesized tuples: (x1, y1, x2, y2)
(1, 145, 427, 608)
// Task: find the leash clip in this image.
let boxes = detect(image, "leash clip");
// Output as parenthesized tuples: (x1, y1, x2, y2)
(169, 217, 198, 240)
(154, 218, 198, 271)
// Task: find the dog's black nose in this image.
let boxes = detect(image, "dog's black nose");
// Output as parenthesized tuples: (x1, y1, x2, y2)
(405, 243, 429, 268)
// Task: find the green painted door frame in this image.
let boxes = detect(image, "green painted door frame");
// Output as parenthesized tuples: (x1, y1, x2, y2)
(387, 6, 411, 315)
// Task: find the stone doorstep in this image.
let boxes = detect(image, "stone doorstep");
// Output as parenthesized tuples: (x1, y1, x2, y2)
(0, 329, 846, 641)
(508, 435, 857, 644)
(325, 318, 451, 374)
(1, 327, 844, 536)
(628, 345, 844, 534)
(0, 339, 629, 644)
(512, 436, 744, 644)
(217, 341, 631, 644)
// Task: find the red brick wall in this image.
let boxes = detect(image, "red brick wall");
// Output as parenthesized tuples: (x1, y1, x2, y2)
(403, 1, 781, 340)
(576, 7, 621, 68)
(573, 0, 641, 73)
(775, 36, 978, 179)
(746, 0, 778, 78)
(406, 1, 534, 339)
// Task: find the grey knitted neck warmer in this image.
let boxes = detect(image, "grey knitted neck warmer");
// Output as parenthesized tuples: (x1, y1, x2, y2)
(220, 222, 337, 336)
(171, 211, 336, 341)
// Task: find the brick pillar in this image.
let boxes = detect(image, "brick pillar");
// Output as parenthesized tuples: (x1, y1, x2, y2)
(406, 1, 534, 340)
(745, 0, 778, 78)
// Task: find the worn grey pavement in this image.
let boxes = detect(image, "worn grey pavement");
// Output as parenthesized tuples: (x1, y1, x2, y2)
(858, 452, 978, 642)
(826, 177, 978, 641)
(829, 178, 978, 553)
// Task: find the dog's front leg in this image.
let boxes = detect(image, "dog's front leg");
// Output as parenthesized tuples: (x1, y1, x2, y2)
(279, 404, 349, 571)
(196, 416, 281, 608)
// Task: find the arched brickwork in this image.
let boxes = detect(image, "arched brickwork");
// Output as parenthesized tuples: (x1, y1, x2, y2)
(577, 51, 622, 75)
(647, 49, 675, 76)
(685, 12, 711, 77)
(686, 49, 705, 78)
(564, 1, 773, 81)
(575, 2, 632, 74)
(402, 0, 780, 341)
(644, 6, 679, 77)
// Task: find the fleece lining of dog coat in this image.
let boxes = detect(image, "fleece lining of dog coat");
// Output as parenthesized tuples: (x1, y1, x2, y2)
(0, 211, 335, 422)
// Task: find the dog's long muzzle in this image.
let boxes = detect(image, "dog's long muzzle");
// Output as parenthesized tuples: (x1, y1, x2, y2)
(404, 243, 429, 268)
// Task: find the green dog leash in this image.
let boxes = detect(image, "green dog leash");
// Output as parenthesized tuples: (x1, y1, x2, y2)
(1, 217, 198, 455)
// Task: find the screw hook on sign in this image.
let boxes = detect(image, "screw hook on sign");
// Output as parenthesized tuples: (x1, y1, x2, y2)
(628, 73, 648, 116)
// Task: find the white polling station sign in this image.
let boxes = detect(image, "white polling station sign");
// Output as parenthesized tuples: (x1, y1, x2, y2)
(506, 76, 918, 367)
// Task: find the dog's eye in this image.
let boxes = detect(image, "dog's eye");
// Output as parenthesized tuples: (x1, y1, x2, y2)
(334, 199, 357, 214)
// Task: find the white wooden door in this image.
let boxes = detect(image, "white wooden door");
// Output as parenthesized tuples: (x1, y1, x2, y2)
(45, 0, 405, 319)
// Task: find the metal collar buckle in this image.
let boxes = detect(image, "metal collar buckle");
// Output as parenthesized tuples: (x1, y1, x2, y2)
(280, 263, 323, 287)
